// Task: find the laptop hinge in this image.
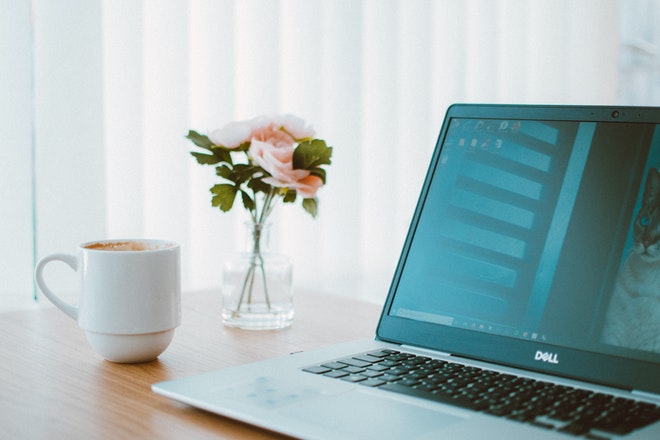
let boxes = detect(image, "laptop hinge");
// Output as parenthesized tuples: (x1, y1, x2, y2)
(400, 344, 452, 358)
(632, 389, 660, 403)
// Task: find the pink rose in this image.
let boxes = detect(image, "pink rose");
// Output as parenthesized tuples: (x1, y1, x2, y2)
(210, 115, 323, 198)
(249, 139, 324, 198)
(289, 174, 324, 198)
(250, 121, 297, 148)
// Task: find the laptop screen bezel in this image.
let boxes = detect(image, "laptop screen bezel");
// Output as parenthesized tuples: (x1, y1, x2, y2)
(375, 103, 660, 394)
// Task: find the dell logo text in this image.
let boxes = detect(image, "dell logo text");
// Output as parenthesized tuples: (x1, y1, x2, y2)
(534, 350, 559, 364)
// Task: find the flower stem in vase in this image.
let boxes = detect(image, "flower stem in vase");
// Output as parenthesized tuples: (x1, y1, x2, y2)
(235, 223, 272, 314)
(222, 220, 293, 329)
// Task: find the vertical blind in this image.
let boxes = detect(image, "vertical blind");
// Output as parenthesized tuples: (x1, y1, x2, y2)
(3, 0, 649, 311)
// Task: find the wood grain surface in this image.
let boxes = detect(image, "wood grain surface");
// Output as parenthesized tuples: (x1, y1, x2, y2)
(0, 289, 380, 439)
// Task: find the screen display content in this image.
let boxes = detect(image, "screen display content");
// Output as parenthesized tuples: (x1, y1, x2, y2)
(389, 117, 660, 363)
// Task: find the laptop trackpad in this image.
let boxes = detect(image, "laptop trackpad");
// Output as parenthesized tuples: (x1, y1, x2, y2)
(278, 388, 465, 439)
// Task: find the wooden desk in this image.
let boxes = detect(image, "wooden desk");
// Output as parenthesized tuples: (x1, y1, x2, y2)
(0, 290, 381, 439)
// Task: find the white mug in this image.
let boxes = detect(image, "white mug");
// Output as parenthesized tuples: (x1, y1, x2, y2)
(34, 239, 181, 363)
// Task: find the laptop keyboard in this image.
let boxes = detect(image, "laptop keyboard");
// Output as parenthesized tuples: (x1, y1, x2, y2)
(303, 349, 660, 439)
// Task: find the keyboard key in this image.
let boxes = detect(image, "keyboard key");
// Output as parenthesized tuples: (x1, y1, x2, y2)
(367, 350, 392, 358)
(342, 374, 367, 383)
(387, 367, 412, 376)
(379, 374, 402, 382)
(321, 362, 346, 370)
(366, 364, 390, 372)
(558, 422, 590, 436)
(303, 366, 331, 374)
(360, 378, 387, 388)
(380, 360, 402, 367)
(353, 354, 383, 363)
(361, 370, 384, 378)
(338, 358, 371, 368)
(323, 370, 348, 378)
(398, 378, 421, 387)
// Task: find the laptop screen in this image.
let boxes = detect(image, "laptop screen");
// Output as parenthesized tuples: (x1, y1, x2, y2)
(378, 105, 660, 392)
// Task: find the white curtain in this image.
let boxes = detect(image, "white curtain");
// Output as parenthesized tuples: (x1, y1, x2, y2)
(1, 0, 35, 310)
(2, 0, 638, 310)
(619, 0, 660, 104)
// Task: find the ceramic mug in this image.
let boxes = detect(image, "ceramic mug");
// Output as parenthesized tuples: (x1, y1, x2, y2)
(34, 239, 181, 363)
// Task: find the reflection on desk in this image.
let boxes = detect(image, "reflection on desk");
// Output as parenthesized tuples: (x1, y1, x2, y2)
(0, 289, 380, 439)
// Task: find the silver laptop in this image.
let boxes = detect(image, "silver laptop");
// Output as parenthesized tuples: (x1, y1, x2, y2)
(154, 104, 660, 439)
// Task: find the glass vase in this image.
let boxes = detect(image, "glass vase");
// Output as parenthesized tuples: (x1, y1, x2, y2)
(221, 222, 293, 330)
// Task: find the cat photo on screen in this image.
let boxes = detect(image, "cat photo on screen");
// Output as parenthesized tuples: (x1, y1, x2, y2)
(602, 167, 660, 353)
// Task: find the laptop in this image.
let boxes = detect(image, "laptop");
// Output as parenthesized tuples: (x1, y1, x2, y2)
(154, 104, 660, 439)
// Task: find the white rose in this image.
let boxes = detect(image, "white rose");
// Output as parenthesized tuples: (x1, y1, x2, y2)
(276, 114, 315, 141)
(209, 121, 252, 149)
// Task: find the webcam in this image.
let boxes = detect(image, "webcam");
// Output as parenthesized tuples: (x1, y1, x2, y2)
(611, 110, 620, 119)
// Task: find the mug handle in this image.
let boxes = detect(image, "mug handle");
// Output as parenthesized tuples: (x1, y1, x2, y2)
(34, 253, 79, 320)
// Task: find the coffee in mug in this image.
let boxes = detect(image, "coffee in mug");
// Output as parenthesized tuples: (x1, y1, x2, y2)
(34, 239, 181, 363)
(84, 240, 155, 251)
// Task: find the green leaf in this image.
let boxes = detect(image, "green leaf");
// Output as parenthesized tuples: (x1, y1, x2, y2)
(247, 177, 272, 195)
(210, 184, 237, 212)
(292, 139, 333, 170)
(302, 198, 319, 218)
(240, 190, 256, 212)
(191, 152, 221, 165)
(309, 168, 327, 184)
(213, 147, 233, 165)
(283, 189, 297, 203)
(187, 130, 233, 166)
(235, 140, 252, 152)
(216, 164, 233, 180)
(186, 130, 215, 150)
(232, 164, 261, 183)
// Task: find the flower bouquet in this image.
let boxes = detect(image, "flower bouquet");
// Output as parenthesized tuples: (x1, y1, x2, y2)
(186, 114, 332, 328)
